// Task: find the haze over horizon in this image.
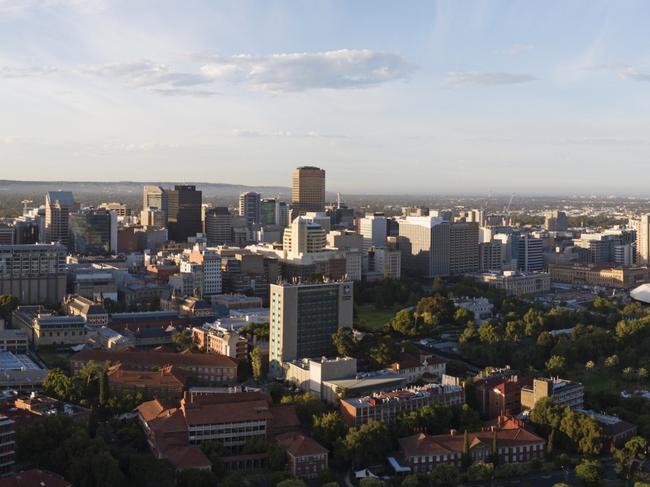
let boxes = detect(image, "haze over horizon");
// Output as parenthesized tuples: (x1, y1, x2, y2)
(1, 1, 650, 194)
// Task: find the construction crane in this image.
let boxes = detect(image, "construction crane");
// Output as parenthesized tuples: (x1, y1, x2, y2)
(504, 192, 516, 224)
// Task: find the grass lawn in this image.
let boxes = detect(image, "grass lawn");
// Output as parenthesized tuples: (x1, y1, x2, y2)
(355, 303, 404, 331)
(36, 346, 74, 370)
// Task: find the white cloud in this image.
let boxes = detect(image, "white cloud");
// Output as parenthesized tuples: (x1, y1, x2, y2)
(0, 0, 104, 15)
(444, 71, 536, 87)
(585, 63, 650, 82)
(152, 88, 219, 98)
(199, 49, 414, 92)
(501, 44, 534, 56)
(82, 60, 209, 87)
(0, 66, 57, 78)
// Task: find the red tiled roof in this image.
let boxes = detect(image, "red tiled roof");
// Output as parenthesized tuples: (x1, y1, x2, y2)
(163, 446, 212, 471)
(399, 428, 544, 457)
(182, 399, 273, 425)
(71, 349, 237, 369)
(0, 470, 71, 487)
(276, 433, 328, 457)
(108, 364, 187, 389)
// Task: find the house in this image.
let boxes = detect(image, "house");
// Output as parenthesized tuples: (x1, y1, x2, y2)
(276, 433, 328, 479)
(398, 428, 545, 474)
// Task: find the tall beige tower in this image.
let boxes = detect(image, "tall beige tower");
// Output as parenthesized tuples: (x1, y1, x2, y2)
(634, 214, 650, 265)
(291, 166, 325, 219)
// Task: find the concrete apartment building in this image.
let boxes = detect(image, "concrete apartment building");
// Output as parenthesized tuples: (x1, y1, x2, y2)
(521, 378, 584, 410)
(291, 166, 326, 218)
(0, 244, 67, 305)
(269, 281, 353, 379)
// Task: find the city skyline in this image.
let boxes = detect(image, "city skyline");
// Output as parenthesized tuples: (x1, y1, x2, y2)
(2, 1, 650, 194)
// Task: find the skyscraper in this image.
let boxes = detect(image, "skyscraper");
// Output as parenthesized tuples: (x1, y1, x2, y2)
(544, 210, 568, 232)
(634, 214, 650, 265)
(358, 213, 388, 252)
(143, 186, 168, 225)
(69, 208, 115, 255)
(167, 185, 202, 243)
(44, 191, 78, 247)
(260, 198, 279, 226)
(291, 166, 325, 219)
(269, 281, 353, 378)
(204, 207, 232, 246)
(239, 192, 261, 227)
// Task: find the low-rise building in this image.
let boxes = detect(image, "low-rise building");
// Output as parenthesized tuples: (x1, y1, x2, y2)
(340, 383, 465, 426)
(108, 364, 187, 401)
(276, 433, 328, 480)
(62, 295, 108, 326)
(0, 469, 70, 487)
(521, 378, 584, 410)
(454, 297, 493, 324)
(388, 352, 446, 383)
(191, 325, 247, 361)
(475, 271, 551, 296)
(12, 306, 87, 348)
(0, 324, 28, 354)
(576, 409, 637, 449)
(14, 392, 90, 424)
(397, 428, 545, 473)
(90, 326, 133, 350)
(0, 414, 15, 476)
(283, 356, 358, 398)
(71, 349, 237, 385)
(0, 352, 47, 390)
(548, 264, 648, 289)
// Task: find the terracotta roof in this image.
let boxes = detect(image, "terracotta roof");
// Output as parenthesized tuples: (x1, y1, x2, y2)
(108, 364, 187, 389)
(163, 446, 212, 471)
(0, 470, 71, 487)
(71, 349, 237, 369)
(276, 433, 328, 457)
(390, 352, 421, 370)
(182, 399, 272, 425)
(136, 399, 167, 422)
(399, 429, 544, 457)
(268, 404, 300, 432)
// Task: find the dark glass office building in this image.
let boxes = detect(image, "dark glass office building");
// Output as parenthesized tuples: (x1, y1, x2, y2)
(167, 185, 202, 243)
(69, 208, 112, 255)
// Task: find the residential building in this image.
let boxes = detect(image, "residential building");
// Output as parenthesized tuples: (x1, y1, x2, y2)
(0, 244, 67, 305)
(397, 428, 545, 473)
(269, 281, 353, 378)
(520, 378, 584, 410)
(339, 383, 465, 426)
(291, 166, 326, 218)
(167, 185, 202, 243)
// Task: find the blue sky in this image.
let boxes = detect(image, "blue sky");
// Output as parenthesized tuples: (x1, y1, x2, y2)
(1, 0, 649, 195)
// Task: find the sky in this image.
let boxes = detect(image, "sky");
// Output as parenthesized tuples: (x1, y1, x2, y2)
(1, 0, 650, 195)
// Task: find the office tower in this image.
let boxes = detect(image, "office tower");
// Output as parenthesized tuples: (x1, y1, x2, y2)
(398, 217, 450, 277)
(260, 198, 278, 226)
(544, 210, 568, 232)
(277, 201, 289, 228)
(167, 185, 202, 243)
(291, 166, 326, 219)
(634, 214, 650, 265)
(449, 222, 479, 274)
(239, 192, 261, 226)
(0, 244, 67, 305)
(141, 207, 165, 229)
(99, 202, 129, 217)
(143, 186, 168, 224)
(0, 224, 15, 245)
(69, 208, 114, 255)
(303, 212, 331, 232)
(359, 213, 388, 252)
(44, 191, 78, 247)
(479, 241, 503, 272)
(517, 234, 545, 272)
(204, 207, 232, 246)
(283, 217, 326, 256)
(269, 281, 353, 378)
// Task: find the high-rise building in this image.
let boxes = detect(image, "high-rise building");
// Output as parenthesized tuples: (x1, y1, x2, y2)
(69, 208, 115, 255)
(0, 244, 67, 305)
(167, 185, 202, 243)
(634, 214, 650, 265)
(359, 213, 387, 252)
(449, 222, 479, 274)
(544, 210, 568, 232)
(141, 207, 165, 229)
(291, 166, 326, 219)
(260, 198, 278, 226)
(44, 191, 78, 247)
(143, 186, 168, 224)
(516, 235, 545, 272)
(269, 281, 353, 378)
(398, 217, 450, 278)
(239, 192, 261, 227)
(283, 217, 326, 256)
(204, 207, 232, 246)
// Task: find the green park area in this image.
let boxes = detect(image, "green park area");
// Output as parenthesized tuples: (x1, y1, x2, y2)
(355, 303, 404, 331)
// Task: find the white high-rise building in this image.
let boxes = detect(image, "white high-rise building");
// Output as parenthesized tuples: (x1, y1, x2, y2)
(359, 213, 387, 252)
(634, 214, 650, 265)
(282, 217, 326, 257)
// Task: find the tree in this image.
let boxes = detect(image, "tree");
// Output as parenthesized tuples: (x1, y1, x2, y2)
(454, 307, 474, 327)
(400, 475, 420, 487)
(276, 479, 307, 487)
(359, 479, 387, 487)
(491, 429, 499, 465)
(466, 462, 494, 483)
(337, 420, 392, 468)
(575, 459, 603, 486)
(0, 294, 19, 320)
(605, 354, 620, 371)
(331, 327, 357, 356)
(638, 368, 648, 385)
(368, 337, 397, 368)
(545, 355, 567, 375)
(99, 370, 110, 406)
(312, 412, 348, 450)
(171, 328, 193, 350)
(430, 463, 460, 487)
(585, 360, 596, 372)
(613, 436, 648, 484)
(461, 430, 470, 470)
(176, 469, 216, 487)
(250, 346, 264, 383)
(390, 309, 418, 336)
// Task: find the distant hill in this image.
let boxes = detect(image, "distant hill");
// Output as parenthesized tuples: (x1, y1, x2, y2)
(0, 180, 294, 199)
